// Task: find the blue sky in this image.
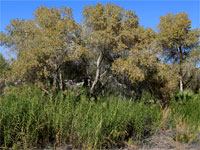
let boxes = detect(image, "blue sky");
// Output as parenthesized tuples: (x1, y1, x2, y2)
(0, 0, 200, 59)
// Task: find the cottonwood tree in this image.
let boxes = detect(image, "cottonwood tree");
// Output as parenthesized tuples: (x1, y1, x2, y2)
(82, 3, 146, 93)
(82, 3, 168, 98)
(1, 3, 199, 99)
(0, 6, 87, 89)
(157, 12, 199, 91)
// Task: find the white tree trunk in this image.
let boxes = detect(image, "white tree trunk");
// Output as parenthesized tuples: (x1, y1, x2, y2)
(179, 46, 184, 92)
(58, 68, 63, 90)
(180, 76, 183, 91)
(90, 52, 103, 93)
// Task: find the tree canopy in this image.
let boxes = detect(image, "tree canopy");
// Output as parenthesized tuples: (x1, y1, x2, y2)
(0, 3, 199, 101)
(1, 6, 88, 89)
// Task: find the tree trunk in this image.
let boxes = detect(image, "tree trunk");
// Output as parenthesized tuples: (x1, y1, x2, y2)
(90, 51, 103, 93)
(179, 46, 183, 91)
(179, 76, 183, 91)
(53, 72, 57, 87)
(58, 68, 63, 90)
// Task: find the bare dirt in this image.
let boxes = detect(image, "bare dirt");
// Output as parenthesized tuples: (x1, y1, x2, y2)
(136, 130, 200, 150)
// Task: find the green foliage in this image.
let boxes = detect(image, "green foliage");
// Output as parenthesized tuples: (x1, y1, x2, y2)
(0, 54, 8, 92)
(0, 4, 200, 148)
(183, 46, 200, 92)
(1, 85, 200, 149)
(0, 6, 87, 87)
(173, 90, 195, 102)
(0, 85, 161, 149)
(140, 91, 156, 104)
(1, 3, 199, 97)
(0, 54, 8, 74)
(157, 12, 199, 55)
(170, 91, 200, 143)
(82, 3, 160, 94)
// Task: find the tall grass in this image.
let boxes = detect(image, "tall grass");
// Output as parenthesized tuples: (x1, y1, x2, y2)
(0, 85, 161, 149)
(170, 90, 200, 143)
(0, 85, 199, 149)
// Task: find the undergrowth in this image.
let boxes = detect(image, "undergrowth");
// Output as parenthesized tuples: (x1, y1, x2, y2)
(0, 85, 199, 149)
(170, 90, 200, 143)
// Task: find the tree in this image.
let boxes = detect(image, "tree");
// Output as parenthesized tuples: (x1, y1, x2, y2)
(0, 6, 88, 89)
(82, 3, 169, 99)
(82, 3, 145, 94)
(157, 12, 199, 91)
(1, 3, 199, 100)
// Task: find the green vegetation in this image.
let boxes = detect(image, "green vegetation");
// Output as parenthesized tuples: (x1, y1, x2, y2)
(0, 2, 199, 149)
(170, 91, 200, 143)
(0, 3, 199, 101)
(0, 85, 199, 149)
